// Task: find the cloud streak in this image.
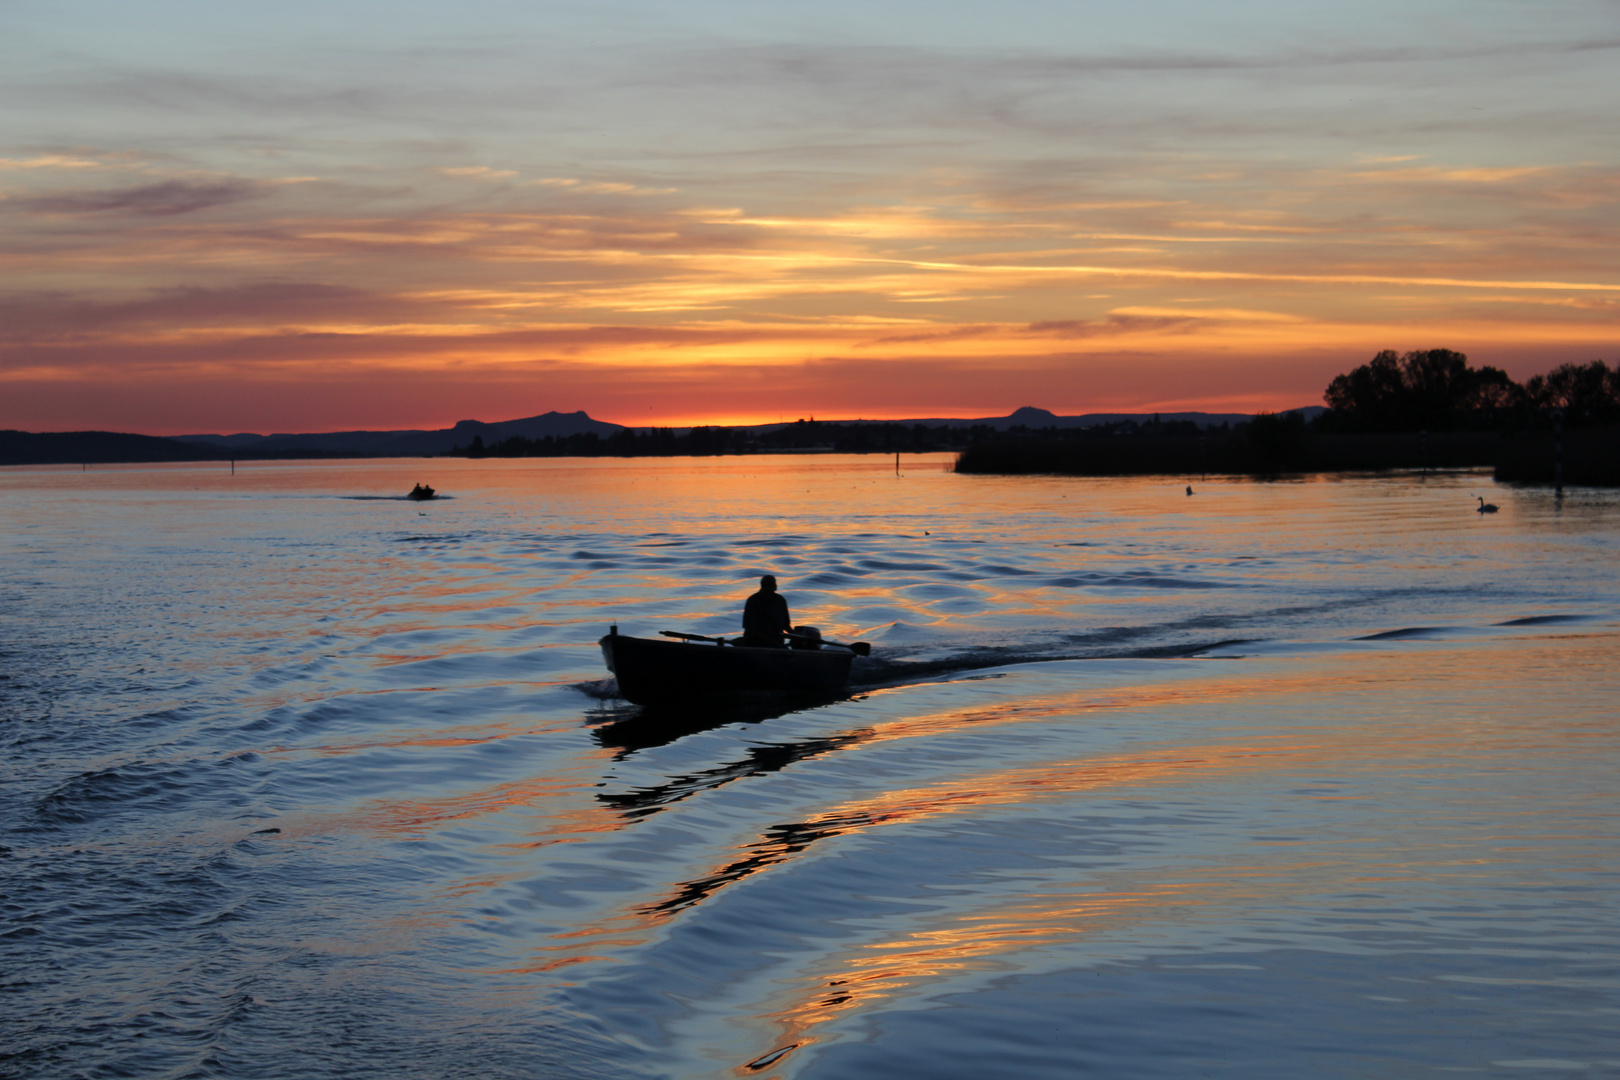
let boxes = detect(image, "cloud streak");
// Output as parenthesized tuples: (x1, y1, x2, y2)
(3, 0, 1616, 431)
(20, 178, 267, 216)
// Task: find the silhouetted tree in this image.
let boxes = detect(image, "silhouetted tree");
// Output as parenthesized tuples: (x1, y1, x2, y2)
(1324, 349, 1407, 429)
(1324, 349, 1529, 431)
(1464, 366, 1519, 417)
(1521, 361, 1620, 426)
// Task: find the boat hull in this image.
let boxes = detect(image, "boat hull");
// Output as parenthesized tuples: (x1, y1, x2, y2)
(600, 633, 854, 705)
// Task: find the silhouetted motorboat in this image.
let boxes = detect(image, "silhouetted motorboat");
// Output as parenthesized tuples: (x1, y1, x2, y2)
(407, 483, 436, 500)
(599, 626, 858, 705)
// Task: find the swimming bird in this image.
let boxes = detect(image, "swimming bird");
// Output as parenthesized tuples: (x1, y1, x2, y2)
(1476, 496, 1499, 514)
(1186, 485, 1194, 496)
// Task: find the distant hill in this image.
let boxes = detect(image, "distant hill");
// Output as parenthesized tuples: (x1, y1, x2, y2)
(0, 430, 228, 466)
(177, 410, 624, 456)
(4, 407, 1325, 467)
(734, 406, 1321, 434)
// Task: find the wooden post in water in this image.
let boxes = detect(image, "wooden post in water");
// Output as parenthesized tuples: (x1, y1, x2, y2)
(895, 451, 900, 476)
(231, 458, 235, 476)
(1553, 411, 1564, 499)
(1419, 429, 1427, 477)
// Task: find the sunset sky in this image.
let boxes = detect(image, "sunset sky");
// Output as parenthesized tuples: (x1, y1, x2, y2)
(4, 0, 1617, 433)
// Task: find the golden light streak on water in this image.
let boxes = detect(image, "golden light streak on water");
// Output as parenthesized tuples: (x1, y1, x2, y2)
(489, 737, 1329, 981)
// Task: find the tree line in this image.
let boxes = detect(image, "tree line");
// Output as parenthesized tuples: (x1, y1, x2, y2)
(447, 420, 1001, 458)
(955, 351, 1618, 482)
(440, 349, 1616, 478)
(1319, 350, 1618, 432)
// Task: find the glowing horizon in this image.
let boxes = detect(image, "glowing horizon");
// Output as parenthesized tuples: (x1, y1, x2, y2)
(4, 0, 1616, 435)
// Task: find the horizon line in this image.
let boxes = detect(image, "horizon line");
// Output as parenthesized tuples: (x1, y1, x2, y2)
(140, 404, 1317, 440)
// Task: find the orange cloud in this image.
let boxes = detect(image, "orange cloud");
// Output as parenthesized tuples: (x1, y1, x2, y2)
(4, 147, 1616, 431)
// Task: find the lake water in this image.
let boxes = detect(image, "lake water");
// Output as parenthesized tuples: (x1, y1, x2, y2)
(2, 455, 1617, 1079)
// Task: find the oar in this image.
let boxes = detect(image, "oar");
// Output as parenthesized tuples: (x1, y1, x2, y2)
(659, 630, 732, 645)
(786, 631, 872, 657)
(660, 628, 871, 657)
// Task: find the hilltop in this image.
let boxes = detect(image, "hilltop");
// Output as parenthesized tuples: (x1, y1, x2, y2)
(176, 410, 622, 457)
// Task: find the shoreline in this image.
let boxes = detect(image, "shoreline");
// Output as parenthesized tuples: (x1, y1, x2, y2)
(6, 427, 1615, 487)
(953, 428, 1620, 487)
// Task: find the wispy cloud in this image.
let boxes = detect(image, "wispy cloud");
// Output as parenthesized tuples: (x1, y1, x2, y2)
(0, 154, 110, 171)
(5, 1, 1618, 429)
(1346, 165, 1551, 185)
(534, 178, 678, 195)
(20, 178, 267, 216)
(1024, 315, 1200, 337)
(436, 166, 517, 180)
(0, 282, 417, 342)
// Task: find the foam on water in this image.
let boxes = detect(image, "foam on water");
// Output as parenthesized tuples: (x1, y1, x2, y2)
(2, 456, 1618, 1079)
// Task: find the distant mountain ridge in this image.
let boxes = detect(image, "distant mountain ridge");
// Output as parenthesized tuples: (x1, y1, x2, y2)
(737, 405, 1318, 433)
(177, 410, 623, 457)
(3, 406, 1324, 466)
(0, 429, 228, 466)
(174, 406, 1296, 455)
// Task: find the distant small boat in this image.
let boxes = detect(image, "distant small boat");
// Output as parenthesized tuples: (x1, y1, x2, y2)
(600, 627, 858, 705)
(407, 483, 436, 501)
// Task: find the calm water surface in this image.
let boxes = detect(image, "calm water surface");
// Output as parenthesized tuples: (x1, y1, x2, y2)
(2, 456, 1617, 1079)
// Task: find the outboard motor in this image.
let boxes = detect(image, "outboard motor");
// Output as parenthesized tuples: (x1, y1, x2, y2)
(790, 625, 823, 650)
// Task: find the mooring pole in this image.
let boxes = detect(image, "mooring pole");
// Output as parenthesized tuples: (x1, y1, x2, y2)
(1553, 410, 1564, 500)
(895, 451, 900, 476)
(231, 458, 235, 476)
(1419, 429, 1428, 477)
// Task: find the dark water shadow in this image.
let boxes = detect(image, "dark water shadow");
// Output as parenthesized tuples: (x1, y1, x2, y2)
(1356, 626, 1446, 640)
(1495, 614, 1594, 626)
(644, 814, 865, 915)
(588, 692, 852, 759)
(597, 726, 874, 817)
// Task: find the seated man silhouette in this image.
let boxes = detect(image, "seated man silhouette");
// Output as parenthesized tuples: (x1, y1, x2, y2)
(741, 574, 793, 648)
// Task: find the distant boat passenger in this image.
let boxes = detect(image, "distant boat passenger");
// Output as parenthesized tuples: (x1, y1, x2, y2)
(408, 483, 436, 501)
(742, 574, 793, 648)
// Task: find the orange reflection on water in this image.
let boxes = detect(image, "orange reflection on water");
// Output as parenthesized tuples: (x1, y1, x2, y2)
(499, 738, 1322, 981)
(272, 770, 605, 845)
(466, 676, 1328, 887)
(847, 667, 1341, 748)
(480, 666, 1394, 978)
(650, 741, 1317, 917)
(283, 641, 1605, 988)
(267, 720, 582, 757)
(745, 863, 1317, 1073)
(750, 888, 1196, 1067)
